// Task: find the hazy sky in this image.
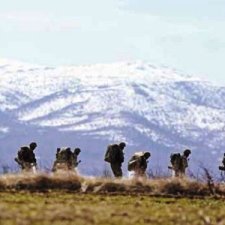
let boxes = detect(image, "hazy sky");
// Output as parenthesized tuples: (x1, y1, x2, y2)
(1, 0, 225, 84)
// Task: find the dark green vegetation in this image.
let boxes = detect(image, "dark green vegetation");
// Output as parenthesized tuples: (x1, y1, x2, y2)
(0, 192, 225, 225)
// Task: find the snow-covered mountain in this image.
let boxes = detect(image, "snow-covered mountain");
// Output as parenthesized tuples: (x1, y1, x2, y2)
(0, 59, 225, 175)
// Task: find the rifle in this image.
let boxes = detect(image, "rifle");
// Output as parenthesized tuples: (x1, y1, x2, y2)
(14, 158, 23, 168)
(15, 158, 37, 170)
(75, 160, 81, 167)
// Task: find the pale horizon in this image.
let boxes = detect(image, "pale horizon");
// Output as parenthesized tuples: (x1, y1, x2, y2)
(1, 0, 225, 84)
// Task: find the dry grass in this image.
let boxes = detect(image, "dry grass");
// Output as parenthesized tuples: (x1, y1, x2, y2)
(82, 177, 221, 197)
(0, 174, 225, 224)
(0, 173, 225, 198)
(0, 173, 81, 191)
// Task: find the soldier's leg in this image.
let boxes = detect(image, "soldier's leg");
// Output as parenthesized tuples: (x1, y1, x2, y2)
(179, 168, 186, 178)
(110, 163, 122, 178)
(174, 170, 179, 177)
(134, 169, 145, 178)
(23, 162, 31, 172)
(140, 170, 147, 178)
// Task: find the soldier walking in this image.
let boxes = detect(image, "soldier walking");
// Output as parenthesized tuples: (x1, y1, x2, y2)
(15, 142, 38, 172)
(104, 142, 126, 178)
(128, 151, 151, 178)
(52, 147, 81, 172)
(169, 149, 191, 177)
(72, 148, 81, 169)
(219, 153, 225, 172)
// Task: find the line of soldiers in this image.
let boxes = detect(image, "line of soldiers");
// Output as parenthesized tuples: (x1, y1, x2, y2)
(14, 142, 81, 173)
(14, 141, 225, 178)
(104, 142, 151, 178)
(104, 142, 191, 178)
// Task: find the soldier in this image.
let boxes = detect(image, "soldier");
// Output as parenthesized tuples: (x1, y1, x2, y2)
(52, 147, 81, 172)
(128, 151, 151, 178)
(15, 142, 37, 172)
(52, 147, 71, 172)
(223, 153, 225, 168)
(72, 148, 81, 169)
(169, 149, 191, 177)
(219, 153, 225, 171)
(104, 142, 126, 178)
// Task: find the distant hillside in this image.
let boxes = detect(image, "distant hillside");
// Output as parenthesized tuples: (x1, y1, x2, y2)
(0, 59, 225, 175)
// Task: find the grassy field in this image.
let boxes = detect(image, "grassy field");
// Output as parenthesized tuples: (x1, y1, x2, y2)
(0, 173, 224, 225)
(0, 191, 225, 225)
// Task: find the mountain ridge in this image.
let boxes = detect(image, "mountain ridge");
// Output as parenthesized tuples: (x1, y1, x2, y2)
(0, 59, 224, 175)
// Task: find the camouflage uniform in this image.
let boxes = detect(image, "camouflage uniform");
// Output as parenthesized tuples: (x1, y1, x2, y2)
(219, 153, 225, 171)
(52, 147, 71, 171)
(52, 147, 81, 172)
(128, 152, 150, 177)
(106, 142, 126, 178)
(180, 155, 188, 175)
(222, 154, 225, 167)
(15, 142, 37, 171)
(170, 149, 191, 177)
(71, 148, 81, 169)
(111, 163, 123, 177)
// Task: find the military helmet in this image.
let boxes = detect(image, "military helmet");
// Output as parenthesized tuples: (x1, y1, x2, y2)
(144, 152, 151, 159)
(74, 148, 81, 154)
(29, 142, 37, 150)
(119, 142, 126, 148)
(183, 149, 191, 156)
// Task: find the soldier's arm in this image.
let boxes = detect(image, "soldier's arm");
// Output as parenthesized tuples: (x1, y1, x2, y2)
(33, 155, 37, 164)
(30, 152, 37, 164)
(139, 156, 147, 170)
(183, 158, 188, 168)
(120, 150, 124, 163)
(18, 150, 23, 161)
(15, 157, 22, 165)
(222, 158, 225, 165)
(142, 158, 148, 170)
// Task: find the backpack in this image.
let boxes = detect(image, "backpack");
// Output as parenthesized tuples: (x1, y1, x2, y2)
(170, 153, 181, 167)
(128, 156, 138, 171)
(104, 145, 119, 163)
(18, 146, 30, 161)
(57, 148, 72, 162)
(128, 152, 147, 171)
